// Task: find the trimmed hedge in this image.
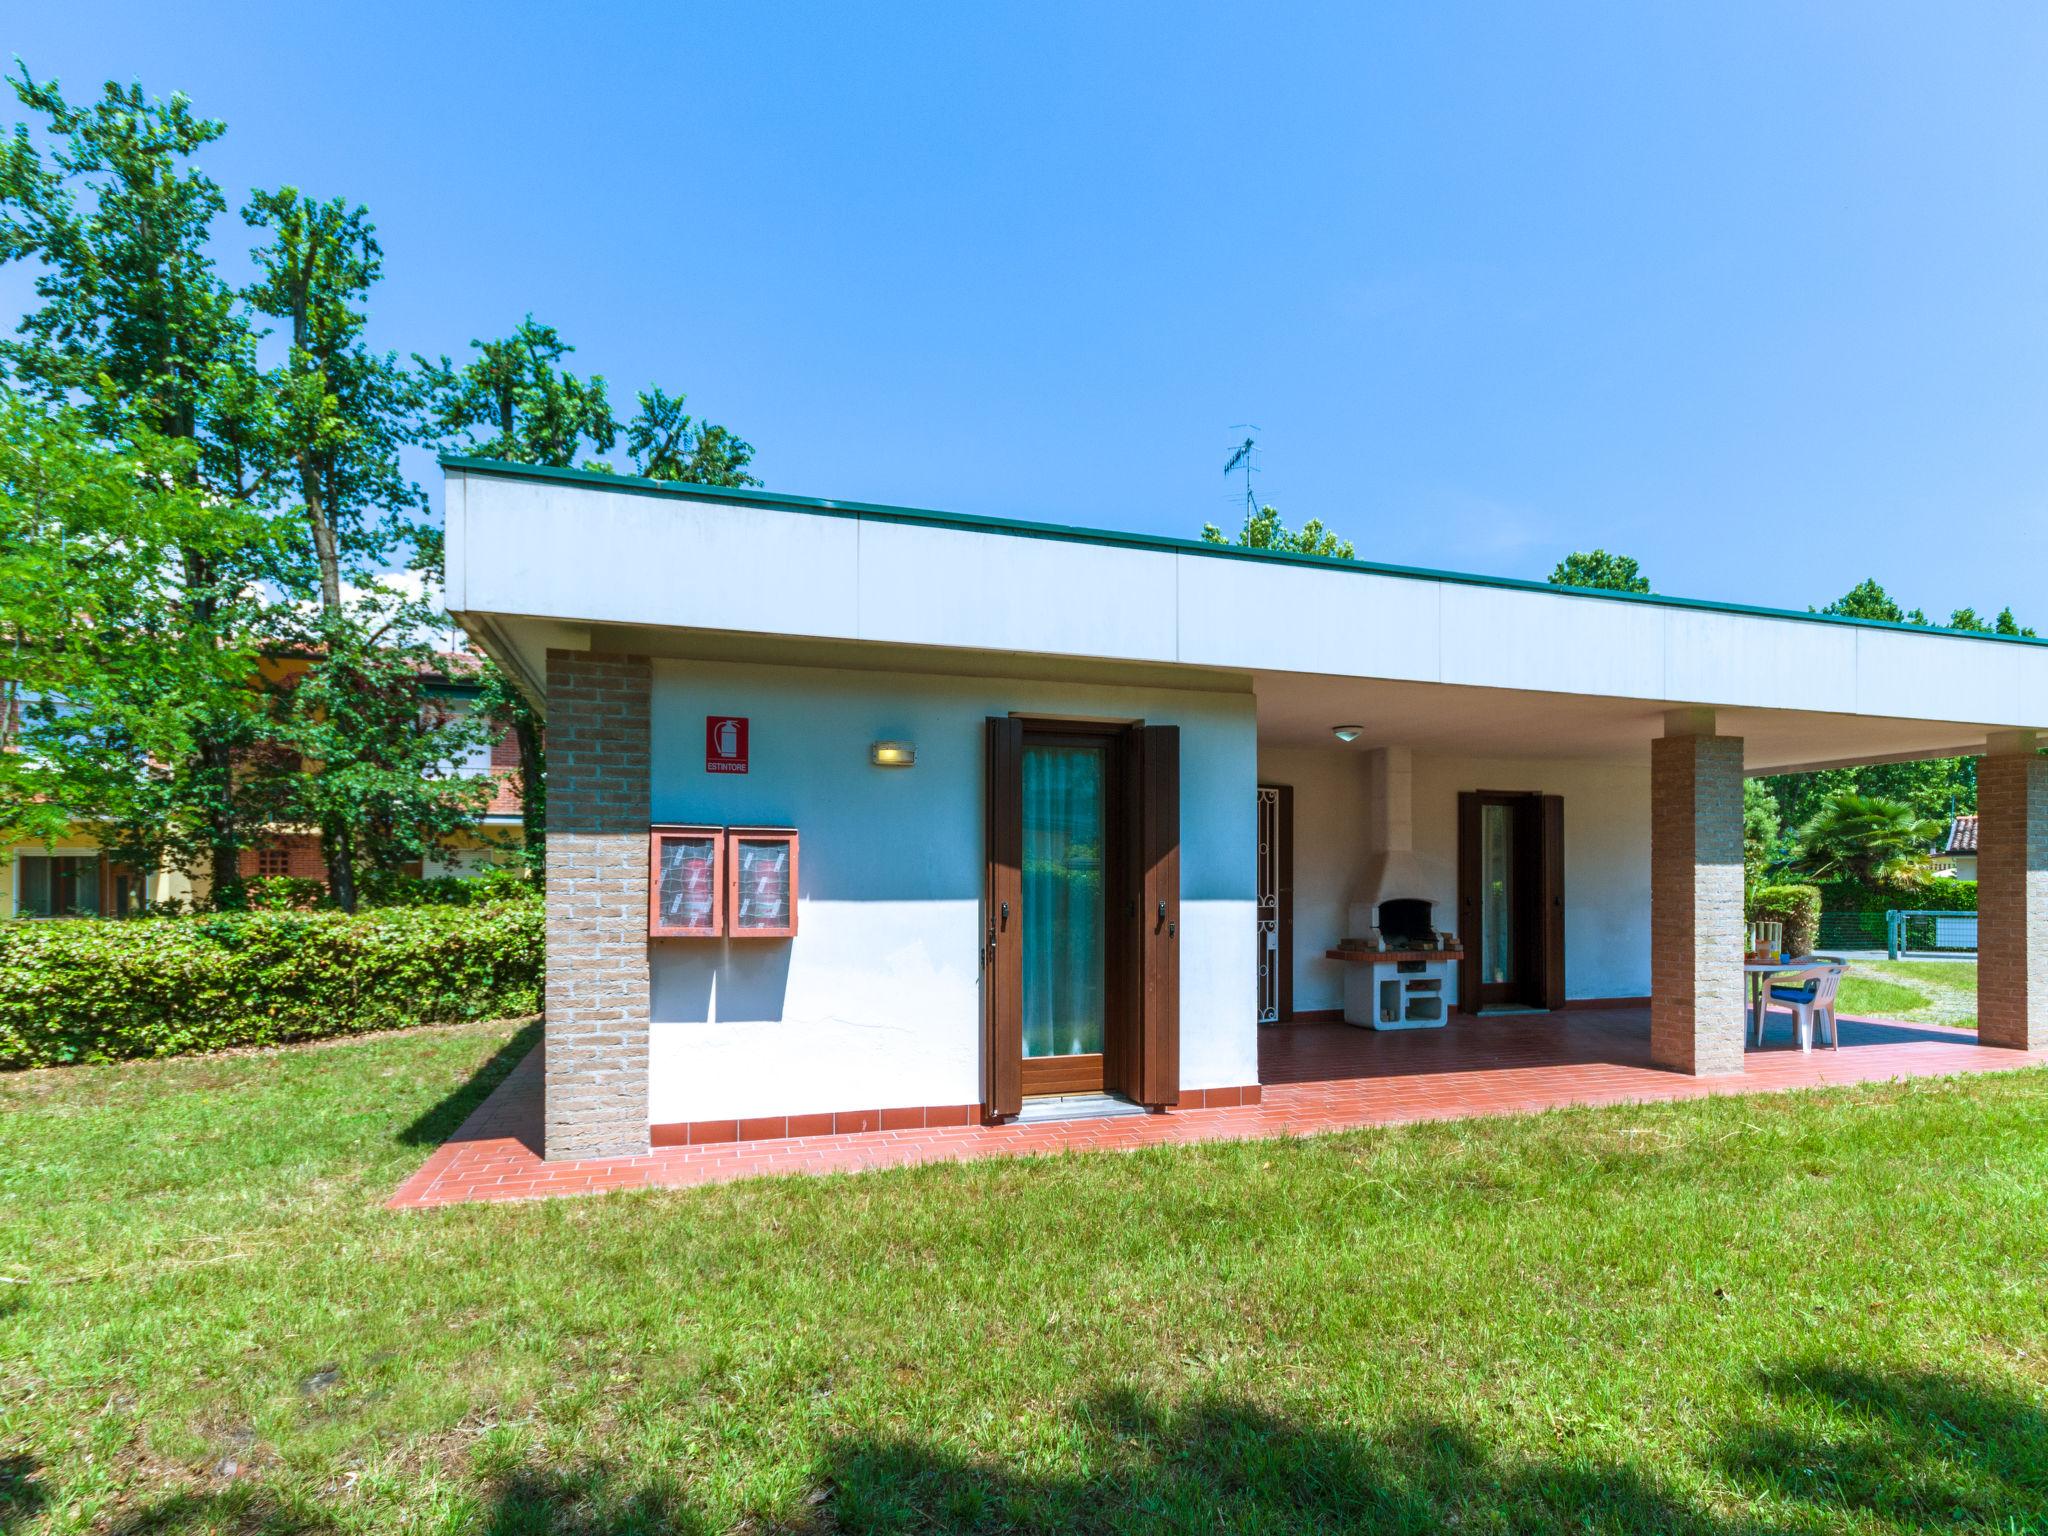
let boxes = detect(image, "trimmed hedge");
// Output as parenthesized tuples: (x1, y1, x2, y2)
(0, 904, 542, 1069)
(1817, 878, 1976, 915)
(1748, 883, 1821, 957)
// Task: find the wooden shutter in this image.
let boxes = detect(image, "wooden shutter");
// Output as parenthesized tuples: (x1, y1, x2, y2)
(1540, 794, 1566, 1011)
(1136, 724, 1181, 1107)
(1276, 784, 1295, 1024)
(1455, 791, 1480, 1014)
(983, 716, 1024, 1119)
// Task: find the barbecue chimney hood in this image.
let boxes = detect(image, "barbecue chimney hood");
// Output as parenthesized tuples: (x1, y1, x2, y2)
(1347, 746, 1453, 932)
(1358, 848, 1442, 911)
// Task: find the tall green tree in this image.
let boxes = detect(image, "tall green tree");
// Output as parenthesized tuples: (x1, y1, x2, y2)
(260, 608, 495, 908)
(0, 384, 275, 883)
(1200, 504, 1354, 560)
(418, 317, 617, 470)
(1548, 550, 1649, 593)
(243, 186, 423, 612)
(1817, 578, 2033, 635)
(242, 185, 479, 909)
(1, 68, 281, 892)
(1818, 578, 1926, 626)
(1941, 604, 2034, 637)
(625, 385, 758, 486)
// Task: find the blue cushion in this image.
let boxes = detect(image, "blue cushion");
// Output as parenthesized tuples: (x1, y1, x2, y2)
(1769, 982, 1817, 1003)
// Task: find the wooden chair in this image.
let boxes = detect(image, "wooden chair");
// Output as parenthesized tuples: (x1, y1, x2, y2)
(1757, 964, 1845, 1052)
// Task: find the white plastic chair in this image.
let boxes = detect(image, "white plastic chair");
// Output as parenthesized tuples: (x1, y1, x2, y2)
(1756, 964, 1844, 1052)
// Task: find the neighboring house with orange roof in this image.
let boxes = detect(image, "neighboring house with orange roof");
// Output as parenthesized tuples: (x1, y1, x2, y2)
(1933, 813, 1978, 880)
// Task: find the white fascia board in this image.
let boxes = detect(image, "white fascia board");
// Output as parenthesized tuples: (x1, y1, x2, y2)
(1437, 582, 1667, 698)
(1852, 624, 2034, 725)
(1663, 607, 1859, 715)
(447, 469, 2048, 731)
(856, 518, 1178, 659)
(1175, 554, 1442, 680)
(443, 470, 467, 614)
(457, 475, 859, 640)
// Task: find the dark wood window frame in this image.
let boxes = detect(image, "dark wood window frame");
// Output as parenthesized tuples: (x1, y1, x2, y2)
(983, 716, 1179, 1118)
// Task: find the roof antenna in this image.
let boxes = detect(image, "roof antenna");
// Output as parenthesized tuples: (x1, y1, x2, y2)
(1223, 427, 1260, 525)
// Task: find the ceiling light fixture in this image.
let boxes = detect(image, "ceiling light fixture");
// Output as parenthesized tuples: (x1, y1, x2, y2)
(1332, 724, 1364, 743)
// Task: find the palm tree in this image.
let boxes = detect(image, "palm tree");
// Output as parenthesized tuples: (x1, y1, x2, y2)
(1792, 791, 1943, 885)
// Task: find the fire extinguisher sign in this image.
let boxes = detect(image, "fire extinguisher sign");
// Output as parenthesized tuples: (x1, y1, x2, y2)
(705, 716, 749, 774)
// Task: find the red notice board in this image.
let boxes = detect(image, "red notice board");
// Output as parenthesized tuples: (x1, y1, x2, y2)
(706, 715, 749, 774)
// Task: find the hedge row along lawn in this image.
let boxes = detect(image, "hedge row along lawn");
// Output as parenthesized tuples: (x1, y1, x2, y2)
(0, 905, 541, 1068)
(3, 1019, 2046, 1533)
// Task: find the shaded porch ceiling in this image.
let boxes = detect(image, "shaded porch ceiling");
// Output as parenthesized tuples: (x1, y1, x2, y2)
(1251, 670, 2009, 775)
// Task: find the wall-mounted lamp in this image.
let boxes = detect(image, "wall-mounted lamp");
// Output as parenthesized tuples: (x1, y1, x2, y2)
(870, 740, 916, 768)
(1331, 724, 1364, 743)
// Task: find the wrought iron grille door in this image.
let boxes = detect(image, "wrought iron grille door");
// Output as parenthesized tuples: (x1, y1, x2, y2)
(1256, 786, 1280, 1023)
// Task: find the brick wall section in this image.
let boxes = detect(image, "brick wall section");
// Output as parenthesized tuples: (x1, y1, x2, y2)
(1649, 733, 1746, 1075)
(1976, 750, 2048, 1052)
(544, 649, 652, 1160)
(238, 833, 326, 882)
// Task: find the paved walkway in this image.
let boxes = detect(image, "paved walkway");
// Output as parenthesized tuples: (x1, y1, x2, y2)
(387, 1007, 2044, 1209)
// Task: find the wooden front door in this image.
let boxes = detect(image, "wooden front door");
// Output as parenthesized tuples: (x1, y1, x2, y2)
(1457, 791, 1565, 1012)
(983, 718, 1179, 1116)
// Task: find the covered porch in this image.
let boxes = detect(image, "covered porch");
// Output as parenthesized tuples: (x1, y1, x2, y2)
(1251, 666, 2048, 1077)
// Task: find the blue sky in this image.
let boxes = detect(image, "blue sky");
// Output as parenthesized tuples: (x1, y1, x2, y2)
(7, 4, 2046, 615)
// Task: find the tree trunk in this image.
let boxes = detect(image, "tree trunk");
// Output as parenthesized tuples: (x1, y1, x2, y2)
(198, 735, 243, 902)
(326, 820, 358, 914)
(301, 457, 342, 613)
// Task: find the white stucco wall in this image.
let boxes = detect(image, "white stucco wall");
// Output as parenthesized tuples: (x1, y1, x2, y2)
(644, 657, 1259, 1124)
(1259, 747, 1652, 1010)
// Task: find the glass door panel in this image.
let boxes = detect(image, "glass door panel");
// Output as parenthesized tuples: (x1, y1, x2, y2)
(1480, 802, 1515, 986)
(1021, 741, 1107, 1060)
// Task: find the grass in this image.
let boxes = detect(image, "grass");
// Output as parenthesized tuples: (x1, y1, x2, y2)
(3, 1021, 2047, 1533)
(1838, 960, 1979, 1030)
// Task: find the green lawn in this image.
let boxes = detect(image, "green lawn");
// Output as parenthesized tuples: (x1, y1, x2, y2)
(1838, 960, 1979, 1030)
(4, 1021, 2047, 1534)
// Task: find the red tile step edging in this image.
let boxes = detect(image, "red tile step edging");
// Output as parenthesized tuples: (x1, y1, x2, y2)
(650, 1085, 1263, 1148)
(387, 1010, 2045, 1210)
(1181, 1084, 1263, 1108)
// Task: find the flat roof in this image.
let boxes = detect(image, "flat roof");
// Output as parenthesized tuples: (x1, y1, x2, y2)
(441, 453, 2047, 651)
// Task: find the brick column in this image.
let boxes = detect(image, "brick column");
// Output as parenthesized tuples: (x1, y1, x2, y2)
(1977, 734, 2048, 1052)
(543, 649, 652, 1160)
(1650, 729, 1745, 1075)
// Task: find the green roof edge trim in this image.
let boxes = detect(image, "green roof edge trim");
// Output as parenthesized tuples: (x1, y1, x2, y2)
(438, 454, 2048, 649)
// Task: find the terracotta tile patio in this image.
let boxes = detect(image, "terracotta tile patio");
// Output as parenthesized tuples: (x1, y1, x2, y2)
(387, 1006, 2045, 1209)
